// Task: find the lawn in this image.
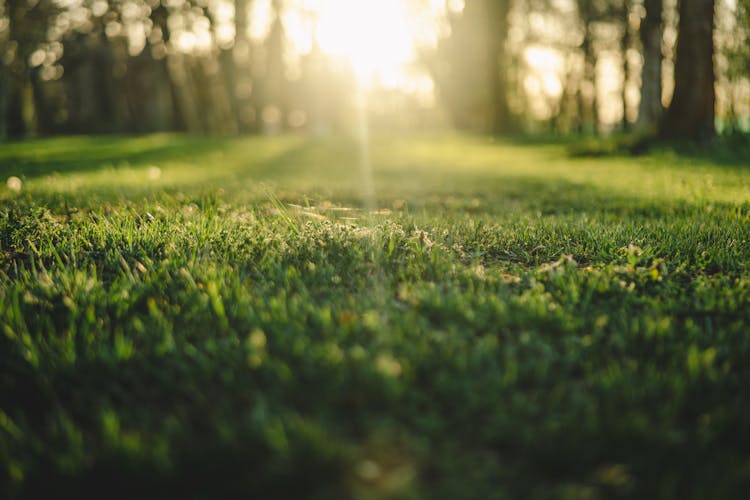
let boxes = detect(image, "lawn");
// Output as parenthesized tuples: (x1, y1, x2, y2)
(1, 133, 749, 499)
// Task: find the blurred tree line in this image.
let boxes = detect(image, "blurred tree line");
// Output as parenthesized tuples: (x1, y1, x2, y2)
(0, 0, 748, 141)
(429, 0, 748, 140)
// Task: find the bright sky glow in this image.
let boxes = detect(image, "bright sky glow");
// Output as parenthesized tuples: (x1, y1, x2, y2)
(524, 47, 564, 97)
(249, 0, 446, 89)
(314, 0, 414, 82)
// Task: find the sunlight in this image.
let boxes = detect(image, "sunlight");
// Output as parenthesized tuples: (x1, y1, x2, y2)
(250, 0, 443, 90)
(523, 47, 563, 97)
(314, 0, 415, 84)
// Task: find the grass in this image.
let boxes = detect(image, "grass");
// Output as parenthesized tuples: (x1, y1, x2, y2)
(1, 133, 749, 499)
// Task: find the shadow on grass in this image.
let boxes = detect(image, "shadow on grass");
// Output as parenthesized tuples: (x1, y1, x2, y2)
(665, 134, 750, 168)
(368, 167, 739, 220)
(566, 132, 750, 169)
(0, 135, 234, 179)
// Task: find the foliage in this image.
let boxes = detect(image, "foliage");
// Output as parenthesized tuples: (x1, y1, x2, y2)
(1, 135, 750, 498)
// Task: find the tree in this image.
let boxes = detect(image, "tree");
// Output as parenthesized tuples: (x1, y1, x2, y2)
(636, 0, 663, 132)
(574, 0, 629, 134)
(226, 0, 255, 133)
(485, 0, 515, 134)
(717, 0, 750, 132)
(425, 0, 516, 134)
(660, 0, 716, 139)
(619, 0, 633, 131)
(1, 0, 59, 138)
(576, 0, 601, 134)
(258, 0, 288, 133)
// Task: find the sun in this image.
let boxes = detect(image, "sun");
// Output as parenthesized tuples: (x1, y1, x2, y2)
(312, 0, 416, 84)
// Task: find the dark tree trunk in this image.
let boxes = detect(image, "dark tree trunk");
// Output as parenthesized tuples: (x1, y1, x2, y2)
(0, 68, 10, 140)
(61, 34, 106, 133)
(5, 78, 25, 137)
(636, 0, 663, 132)
(149, 4, 185, 132)
(30, 67, 55, 134)
(124, 47, 176, 133)
(4, 0, 32, 137)
(578, 20, 599, 135)
(660, 0, 715, 139)
(620, 0, 632, 131)
(94, 35, 122, 133)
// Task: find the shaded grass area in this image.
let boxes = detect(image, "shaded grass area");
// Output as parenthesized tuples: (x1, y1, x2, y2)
(564, 130, 750, 167)
(1, 134, 750, 499)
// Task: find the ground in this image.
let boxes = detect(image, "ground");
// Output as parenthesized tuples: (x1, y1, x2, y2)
(1, 133, 749, 499)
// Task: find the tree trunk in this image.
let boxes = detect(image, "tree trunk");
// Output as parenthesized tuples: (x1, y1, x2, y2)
(485, 0, 514, 135)
(636, 0, 663, 132)
(0, 67, 9, 140)
(230, 0, 254, 133)
(578, 20, 599, 135)
(30, 67, 54, 134)
(660, 0, 715, 139)
(6, 81, 25, 137)
(167, 54, 203, 133)
(218, 48, 241, 134)
(620, 0, 632, 131)
(5, 0, 33, 137)
(261, 5, 288, 134)
(149, 4, 185, 132)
